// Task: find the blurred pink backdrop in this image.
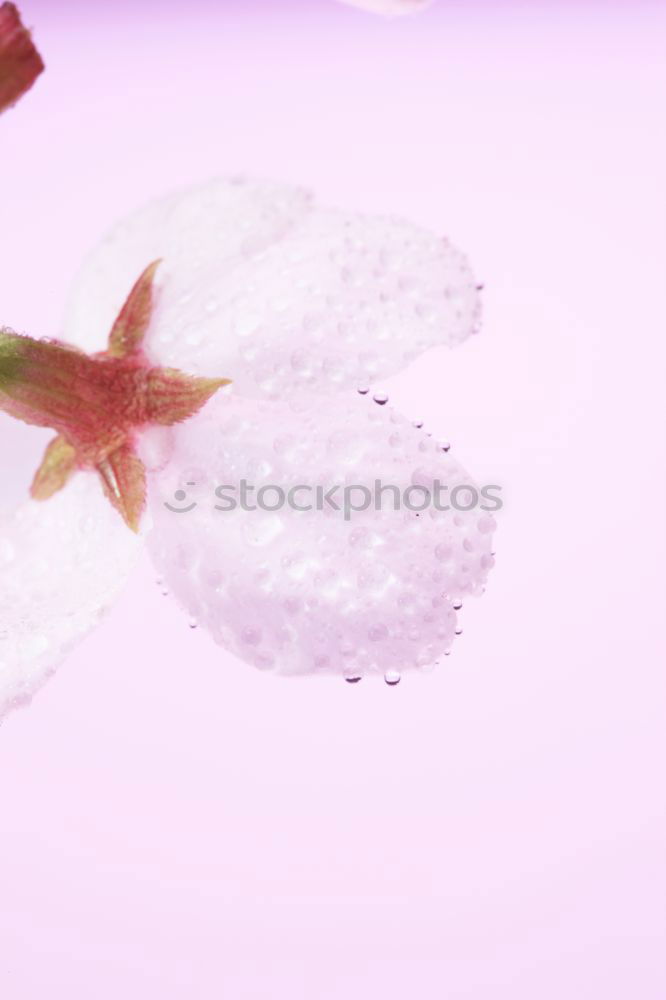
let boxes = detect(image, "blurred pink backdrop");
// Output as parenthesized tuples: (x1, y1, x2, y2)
(1, 1, 664, 996)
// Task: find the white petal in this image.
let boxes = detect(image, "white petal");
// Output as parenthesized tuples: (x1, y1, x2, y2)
(64, 177, 312, 356)
(145, 393, 495, 680)
(336, 0, 432, 16)
(0, 473, 141, 718)
(64, 177, 480, 398)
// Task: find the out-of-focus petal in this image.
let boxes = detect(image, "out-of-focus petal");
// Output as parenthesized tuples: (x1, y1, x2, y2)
(336, 0, 432, 16)
(145, 392, 495, 681)
(0, 2, 44, 114)
(0, 473, 141, 718)
(64, 177, 312, 356)
(64, 177, 480, 399)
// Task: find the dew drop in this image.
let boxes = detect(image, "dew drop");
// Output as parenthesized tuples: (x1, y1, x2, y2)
(413, 420, 424, 429)
(452, 599, 463, 610)
(439, 441, 451, 452)
(373, 392, 389, 405)
(242, 626, 262, 646)
(455, 626, 463, 635)
(345, 675, 362, 684)
(384, 669, 401, 686)
(357, 386, 369, 395)
(188, 617, 198, 629)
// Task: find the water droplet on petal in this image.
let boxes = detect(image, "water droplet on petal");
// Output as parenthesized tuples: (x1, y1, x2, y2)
(345, 675, 362, 684)
(357, 386, 369, 395)
(384, 669, 401, 686)
(188, 617, 198, 629)
(242, 626, 262, 646)
(373, 392, 389, 405)
(452, 599, 463, 610)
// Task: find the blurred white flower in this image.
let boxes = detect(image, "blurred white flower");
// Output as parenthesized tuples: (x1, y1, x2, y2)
(335, 0, 432, 17)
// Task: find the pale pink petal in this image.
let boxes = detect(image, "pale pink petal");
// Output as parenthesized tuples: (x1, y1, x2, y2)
(64, 177, 480, 399)
(144, 392, 495, 681)
(64, 177, 312, 357)
(336, 0, 432, 16)
(0, 467, 141, 718)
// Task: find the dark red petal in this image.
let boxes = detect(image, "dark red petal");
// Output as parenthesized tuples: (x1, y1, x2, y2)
(0, 3, 44, 114)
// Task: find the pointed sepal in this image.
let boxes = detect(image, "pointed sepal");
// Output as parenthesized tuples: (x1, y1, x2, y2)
(97, 444, 146, 533)
(0, 2, 44, 114)
(107, 259, 162, 359)
(0, 327, 102, 441)
(144, 369, 230, 425)
(31, 434, 77, 500)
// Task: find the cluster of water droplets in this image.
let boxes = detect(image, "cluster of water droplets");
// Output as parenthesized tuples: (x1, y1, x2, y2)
(64, 178, 481, 402)
(145, 389, 496, 683)
(56, 175, 492, 690)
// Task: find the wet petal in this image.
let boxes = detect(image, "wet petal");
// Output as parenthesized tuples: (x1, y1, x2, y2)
(64, 177, 312, 356)
(0, 470, 141, 718)
(64, 177, 480, 399)
(145, 392, 495, 680)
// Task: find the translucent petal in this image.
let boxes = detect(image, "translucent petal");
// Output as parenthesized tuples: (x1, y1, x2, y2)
(64, 177, 480, 399)
(64, 177, 312, 356)
(145, 392, 495, 679)
(336, 0, 432, 16)
(0, 472, 141, 718)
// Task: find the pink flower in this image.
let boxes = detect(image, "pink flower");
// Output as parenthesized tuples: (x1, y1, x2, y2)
(0, 177, 495, 716)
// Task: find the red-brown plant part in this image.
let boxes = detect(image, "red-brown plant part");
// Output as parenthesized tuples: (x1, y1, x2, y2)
(0, 262, 230, 531)
(0, 2, 44, 113)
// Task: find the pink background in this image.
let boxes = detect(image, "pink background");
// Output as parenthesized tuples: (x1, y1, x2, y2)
(1, 1, 665, 996)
